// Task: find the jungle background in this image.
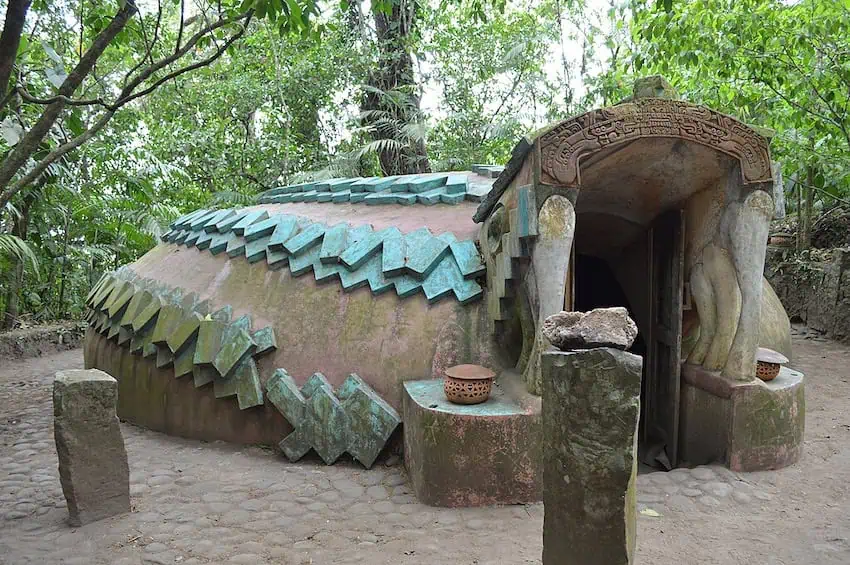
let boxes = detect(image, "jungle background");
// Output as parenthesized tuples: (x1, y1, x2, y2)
(0, 0, 848, 329)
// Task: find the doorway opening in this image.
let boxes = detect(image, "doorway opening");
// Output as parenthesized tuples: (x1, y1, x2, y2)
(571, 210, 685, 470)
(573, 253, 646, 358)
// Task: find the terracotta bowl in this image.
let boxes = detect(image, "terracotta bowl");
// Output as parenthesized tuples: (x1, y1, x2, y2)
(756, 347, 789, 382)
(443, 364, 496, 405)
(756, 361, 781, 381)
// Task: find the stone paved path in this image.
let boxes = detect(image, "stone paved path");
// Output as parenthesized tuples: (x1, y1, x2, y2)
(1, 337, 849, 564)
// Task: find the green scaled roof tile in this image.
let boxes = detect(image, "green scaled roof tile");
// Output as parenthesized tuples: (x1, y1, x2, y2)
(232, 210, 269, 235)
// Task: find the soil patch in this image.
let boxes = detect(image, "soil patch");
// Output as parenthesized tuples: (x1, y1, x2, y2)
(0, 321, 86, 360)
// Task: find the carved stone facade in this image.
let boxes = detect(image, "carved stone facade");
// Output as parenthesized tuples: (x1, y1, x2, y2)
(537, 98, 773, 188)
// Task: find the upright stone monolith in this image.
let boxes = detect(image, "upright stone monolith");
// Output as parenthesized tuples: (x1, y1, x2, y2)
(541, 348, 642, 565)
(53, 369, 130, 526)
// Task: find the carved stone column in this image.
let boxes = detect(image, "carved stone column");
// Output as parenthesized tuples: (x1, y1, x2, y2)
(541, 348, 642, 565)
(523, 195, 575, 395)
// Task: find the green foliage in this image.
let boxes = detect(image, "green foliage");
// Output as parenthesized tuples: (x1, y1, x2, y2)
(602, 0, 850, 208)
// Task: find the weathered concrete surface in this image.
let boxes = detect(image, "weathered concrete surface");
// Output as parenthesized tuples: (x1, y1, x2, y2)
(53, 369, 130, 526)
(541, 348, 642, 565)
(542, 307, 638, 351)
(403, 373, 541, 507)
(127, 243, 500, 413)
(84, 328, 291, 446)
(680, 363, 805, 471)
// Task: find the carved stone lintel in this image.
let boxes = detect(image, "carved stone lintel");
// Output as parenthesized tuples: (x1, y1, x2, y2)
(538, 98, 772, 188)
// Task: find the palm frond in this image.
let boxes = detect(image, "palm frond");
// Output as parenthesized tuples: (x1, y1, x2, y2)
(0, 234, 39, 274)
(357, 138, 403, 158)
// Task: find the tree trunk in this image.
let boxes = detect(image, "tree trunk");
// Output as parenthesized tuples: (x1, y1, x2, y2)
(56, 213, 71, 318)
(1, 189, 34, 329)
(361, 0, 430, 176)
(798, 166, 815, 251)
(0, 0, 32, 99)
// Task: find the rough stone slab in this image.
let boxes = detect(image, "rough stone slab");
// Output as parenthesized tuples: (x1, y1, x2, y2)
(289, 241, 322, 276)
(266, 369, 306, 425)
(440, 193, 465, 205)
(406, 236, 450, 279)
(364, 192, 396, 205)
(320, 223, 349, 263)
(285, 223, 326, 256)
(53, 369, 129, 526)
(267, 216, 300, 252)
(381, 236, 406, 277)
(252, 327, 277, 357)
(188, 210, 218, 231)
(416, 187, 446, 205)
(173, 340, 197, 378)
(213, 327, 257, 380)
(516, 186, 538, 240)
(340, 227, 401, 270)
(101, 280, 131, 314)
(193, 319, 226, 366)
(340, 374, 400, 469)
(213, 358, 263, 409)
(541, 348, 642, 565)
(215, 209, 248, 233)
(166, 312, 202, 355)
(209, 232, 238, 255)
(445, 174, 468, 194)
(358, 176, 400, 192)
(131, 294, 162, 334)
(150, 304, 184, 345)
(203, 209, 235, 232)
(395, 193, 417, 205)
(450, 240, 486, 279)
(332, 190, 352, 202)
(543, 307, 639, 351)
(119, 289, 152, 329)
(195, 231, 215, 250)
(193, 364, 217, 388)
(422, 253, 483, 304)
(156, 344, 174, 368)
(225, 235, 247, 258)
(171, 208, 208, 229)
(231, 210, 269, 235)
(245, 235, 271, 263)
(303, 384, 350, 464)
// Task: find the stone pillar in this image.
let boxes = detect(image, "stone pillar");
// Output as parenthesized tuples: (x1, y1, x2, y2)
(53, 369, 130, 526)
(541, 348, 642, 565)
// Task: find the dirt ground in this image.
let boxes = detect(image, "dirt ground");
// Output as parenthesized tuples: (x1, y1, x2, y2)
(0, 336, 849, 564)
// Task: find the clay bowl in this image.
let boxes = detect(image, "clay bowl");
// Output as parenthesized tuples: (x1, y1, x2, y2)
(756, 347, 789, 382)
(443, 364, 496, 405)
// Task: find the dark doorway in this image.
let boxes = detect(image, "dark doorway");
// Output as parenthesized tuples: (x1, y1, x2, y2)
(574, 253, 646, 357)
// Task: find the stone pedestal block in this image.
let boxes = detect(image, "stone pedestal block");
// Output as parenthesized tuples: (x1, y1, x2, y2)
(53, 369, 130, 526)
(541, 348, 642, 565)
(403, 372, 541, 507)
(680, 363, 804, 471)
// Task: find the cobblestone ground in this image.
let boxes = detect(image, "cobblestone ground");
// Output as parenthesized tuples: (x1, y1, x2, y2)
(1, 335, 849, 564)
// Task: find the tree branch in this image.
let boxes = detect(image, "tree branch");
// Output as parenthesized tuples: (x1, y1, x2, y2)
(0, 109, 115, 209)
(0, 1, 138, 208)
(16, 87, 109, 108)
